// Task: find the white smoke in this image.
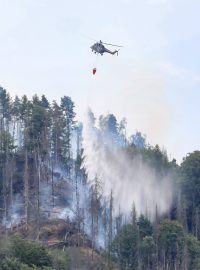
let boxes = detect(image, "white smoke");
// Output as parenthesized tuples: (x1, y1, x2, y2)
(82, 109, 174, 220)
(2, 194, 23, 228)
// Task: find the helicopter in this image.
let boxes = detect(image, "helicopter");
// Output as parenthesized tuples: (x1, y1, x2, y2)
(90, 40, 123, 56)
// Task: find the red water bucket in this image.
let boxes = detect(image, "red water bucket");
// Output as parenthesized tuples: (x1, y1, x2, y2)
(92, 68, 97, 75)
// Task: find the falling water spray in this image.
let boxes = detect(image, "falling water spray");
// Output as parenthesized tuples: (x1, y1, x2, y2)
(82, 108, 174, 221)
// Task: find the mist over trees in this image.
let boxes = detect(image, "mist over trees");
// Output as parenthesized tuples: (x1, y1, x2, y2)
(1, 86, 200, 269)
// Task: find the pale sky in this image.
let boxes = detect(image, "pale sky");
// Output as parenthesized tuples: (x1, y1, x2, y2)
(0, 0, 200, 163)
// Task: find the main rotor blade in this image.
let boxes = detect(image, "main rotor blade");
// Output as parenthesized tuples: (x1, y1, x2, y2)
(81, 33, 97, 42)
(102, 42, 123, 48)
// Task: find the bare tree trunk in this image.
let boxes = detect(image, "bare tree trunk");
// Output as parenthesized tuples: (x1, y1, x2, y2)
(90, 186, 95, 259)
(34, 148, 41, 241)
(107, 190, 113, 268)
(10, 158, 14, 231)
(75, 175, 80, 246)
(3, 166, 8, 232)
(108, 190, 113, 247)
(37, 154, 41, 240)
(24, 147, 29, 230)
(51, 161, 55, 208)
(4, 130, 10, 234)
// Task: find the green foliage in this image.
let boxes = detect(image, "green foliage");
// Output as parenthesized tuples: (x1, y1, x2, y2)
(40, 95, 50, 108)
(20, 264, 53, 270)
(181, 151, 200, 206)
(126, 143, 176, 180)
(0, 130, 15, 161)
(12, 95, 21, 118)
(129, 131, 146, 148)
(60, 96, 76, 169)
(11, 238, 52, 268)
(111, 219, 199, 269)
(49, 249, 70, 270)
(181, 151, 200, 204)
(186, 234, 200, 270)
(99, 113, 119, 143)
(139, 236, 156, 269)
(112, 224, 138, 269)
(20, 95, 32, 121)
(137, 214, 153, 240)
(1, 87, 200, 269)
(0, 257, 21, 270)
(181, 151, 200, 232)
(0, 87, 11, 119)
(29, 105, 50, 145)
(158, 220, 185, 266)
(60, 96, 76, 126)
(51, 100, 66, 164)
(0, 237, 55, 270)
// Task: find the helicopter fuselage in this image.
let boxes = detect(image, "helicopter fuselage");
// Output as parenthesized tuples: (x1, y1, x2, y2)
(90, 42, 117, 55)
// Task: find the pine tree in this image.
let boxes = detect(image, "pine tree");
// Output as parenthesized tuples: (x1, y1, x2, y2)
(60, 96, 76, 175)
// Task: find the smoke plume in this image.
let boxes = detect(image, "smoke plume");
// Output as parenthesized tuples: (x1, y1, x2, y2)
(82, 109, 174, 220)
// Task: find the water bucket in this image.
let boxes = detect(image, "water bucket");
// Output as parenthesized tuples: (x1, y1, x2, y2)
(92, 68, 97, 75)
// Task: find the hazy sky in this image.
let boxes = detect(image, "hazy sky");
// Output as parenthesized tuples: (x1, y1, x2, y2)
(0, 0, 200, 163)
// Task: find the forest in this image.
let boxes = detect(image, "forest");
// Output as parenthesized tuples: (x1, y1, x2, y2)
(1, 85, 200, 270)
